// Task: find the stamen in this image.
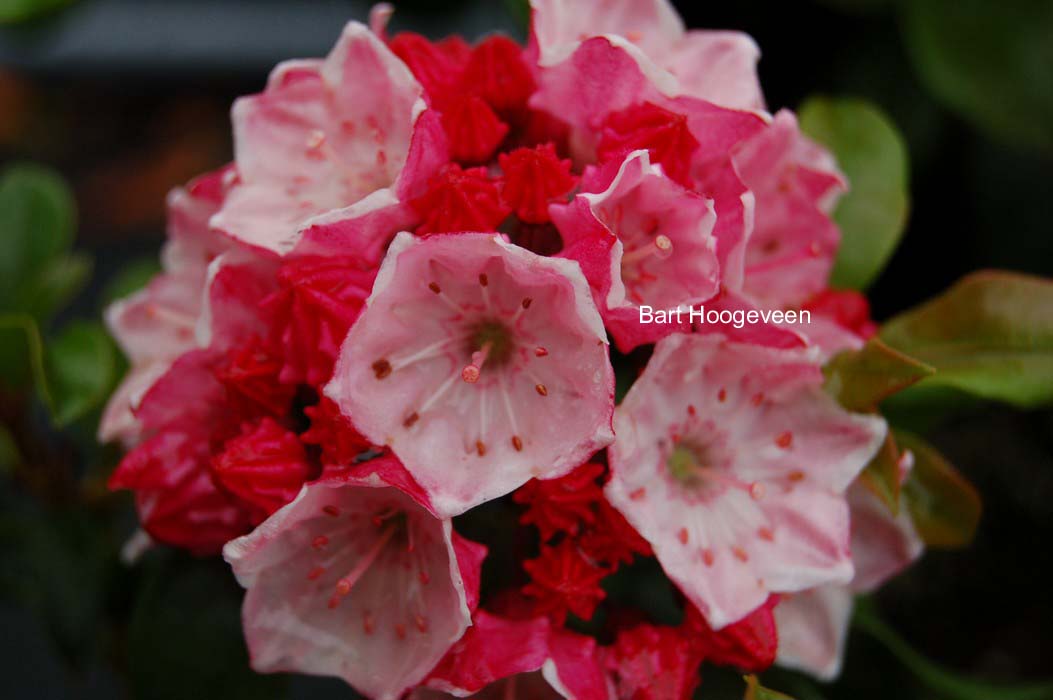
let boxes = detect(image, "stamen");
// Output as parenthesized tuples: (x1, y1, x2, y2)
(677, 527, 689, 544)
(330, 523, 397, 606)
(620, 234, 674, 267)
(415, 614, 429, 633)
(775, 431, 793, 449)
(512, 435, 523, 451)
(403, 412, 420, 428)
(521, 297, 533, 309)
(535, 346, 548, 357)
(478, 273, 489, 287)
(312, 535, 329, 550)
(145, 303, 198, 329)
(535, 383, 548, 396)
(629, 487, 647, 500)
(372, 359, 392, 379)
(322, 505, 340, 517)
(307, 566, 325, 580)
(461, 342, 492, 383)
(428, 282, 441, 294)
(476, 440, 487, 456)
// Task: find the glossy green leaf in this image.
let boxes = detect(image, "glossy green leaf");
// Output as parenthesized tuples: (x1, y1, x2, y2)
(824, 338, 934, 411)
(799, 96, 910, 290)
(44, 321, 117, 426)
(854, 598, 1053, 700)
(880, 271, 1053, 407)
(745, 675, 796, 700)
(902, 0, 1053, 152)
(896, 430, 981, 549)
(0, 164, 76, 306)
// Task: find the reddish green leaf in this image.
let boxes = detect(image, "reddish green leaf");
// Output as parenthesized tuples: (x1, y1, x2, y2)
(744, 675, 796, 700)
(860, 433, 903, 514)
(824, 337, 934, 411)
(880, 271, 1053, 407)
(896, 431, 981, 548)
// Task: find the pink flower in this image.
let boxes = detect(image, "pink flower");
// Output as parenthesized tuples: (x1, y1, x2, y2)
(529, 0, 764, 112)
(553, 150, 719, 352)
(99, 167, 235, 446)
(605, 333, 886, 629)
(211, 21, 445, 258)
(326, 232, 615, 516)
(222, 457, 485, 700)
(418, 610, 611, 700)
(733, 110, 846, 309)
(775, 454, 923, 679)
(605, 622, 704, 700)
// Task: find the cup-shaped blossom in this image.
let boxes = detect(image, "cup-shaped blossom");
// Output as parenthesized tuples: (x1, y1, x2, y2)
(605, 333, 886, 629)
(327, 232, 615, 517)
(554, 149, 719, 352)
(99, 167, 235, 445)
(211, 21, 445, 258)
(223, 457, 484, 700)
(733, 110, 846, 309)
(775, 456, 923, 680)
(529, 0, 764, 112)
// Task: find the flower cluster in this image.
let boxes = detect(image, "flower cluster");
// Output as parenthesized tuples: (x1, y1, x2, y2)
(101, 1, 924, 697)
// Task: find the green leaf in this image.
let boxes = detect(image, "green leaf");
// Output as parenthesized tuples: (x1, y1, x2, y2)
(744, 675, 796, 700)
(854, 598, 1053, 700)
(12, 253, 93, 323)
(859, 433, 903, 514)
(101, 257, 161, 307)
(901, 0, 1053, 152)
(128, 552, 287, 700)
(798, 97, 910, 290)
(0, 315, 117, 426)
(0, 424, 18, 475)
(44, 321, 117, 426)
(879, 270, 1053, 407)
(824, 338, 934, 411)
(0, 0, 75, 23)
(0, 164, 76, 306)
(895, 430, 981, 549)
(0, 313, 46, 391)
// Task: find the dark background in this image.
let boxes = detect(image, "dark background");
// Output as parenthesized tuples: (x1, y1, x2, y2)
(2, 1, 1051, 698)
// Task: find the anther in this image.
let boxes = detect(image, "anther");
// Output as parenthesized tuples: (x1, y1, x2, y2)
(428, 282, 441, 294)
(476, 440, 487, 457)
(403, 412, 420, 428)
(512, 435, 523, 452)
(372, 359, 392, 379)
(521, 297, 533, 309)
(535, 383, 548, 396)
(479, 273, 489, 287)
(535, 346, 548, 357)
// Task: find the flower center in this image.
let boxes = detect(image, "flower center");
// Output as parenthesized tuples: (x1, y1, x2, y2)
(465, 319, 515, 368)
(666, 441, 764, 500)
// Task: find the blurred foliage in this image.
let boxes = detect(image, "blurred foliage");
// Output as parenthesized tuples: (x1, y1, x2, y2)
(0, 164, 117, 427)
(880, 271, 1053, 408)
(901, 0, 1053, 154)
(745, 674, 796, 700)
(853, 599, 1053, 700)
(896, 431, 981, 549)
(823, 338, 933, 412)
(799, 97, 910, 291)
(0, 0, 74, 25)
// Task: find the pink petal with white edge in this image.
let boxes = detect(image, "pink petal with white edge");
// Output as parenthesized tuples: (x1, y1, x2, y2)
(223, 458, 480, 700)
(606, 333, 885, 629)
(734, 110, 846, 309)
(775, 456, 923, 680)
(529, 0, 763, 111)
(773, 585, 853, 681)
(212, 22, 425, 256)
(327, 232, 615, 517)
(555, 150, 718, 352)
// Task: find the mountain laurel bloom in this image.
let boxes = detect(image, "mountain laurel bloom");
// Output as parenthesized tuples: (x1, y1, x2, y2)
(100, 0, 935, 696)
